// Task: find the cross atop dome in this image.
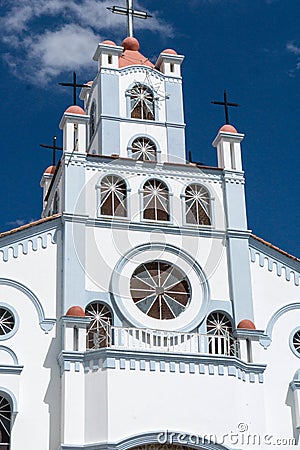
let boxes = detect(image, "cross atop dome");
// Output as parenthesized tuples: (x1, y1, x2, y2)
(107, 0, 152, 37)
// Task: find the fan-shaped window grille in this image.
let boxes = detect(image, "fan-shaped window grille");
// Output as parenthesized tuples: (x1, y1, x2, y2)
(0, 308, 15, 337)
(292, 330, 300, 355)
(132, 137, 157, 162)
(142, 179, 169, 221)
(185, 184, 211, 225)
(0, 396, 11, 449)
(85, 302, 112, 349)
(89, 101, 96, 139)
(99, 175, 127, 217)
(206, 312, 235, 356)
(130, 84, 154, 120)
(130, 261, 191, 320)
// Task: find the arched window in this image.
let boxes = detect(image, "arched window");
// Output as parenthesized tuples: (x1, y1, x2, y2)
(0, 395, 11, 449)
(206, 312, 235, 356)
(142, 179, 169, 221)
(85, 302, 112, 349)
(185, 184, 211, 225)
(99, 175, 127, 217)
(89, 101, 96, 139)
(129, 84, 154, 120)
(131, 137, 157, 161)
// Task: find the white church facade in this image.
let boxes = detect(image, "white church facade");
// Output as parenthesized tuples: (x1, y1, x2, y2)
(1, 15, 300, 450)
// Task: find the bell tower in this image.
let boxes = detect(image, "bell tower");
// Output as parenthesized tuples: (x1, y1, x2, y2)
(81, 34, 186, 163)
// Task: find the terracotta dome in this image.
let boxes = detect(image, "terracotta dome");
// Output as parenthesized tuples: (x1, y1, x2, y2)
(162, 48, 177, 55)
(101, 40, 117, 46)
(237, 319, 256, 330)
(122, 37, 140, 51)
(66, 306, 85, 317)
(86, 81, 93, 86)
(65, 105, 85, 115)
(219, 124, 238, 133)
(44, 165, 56, 174)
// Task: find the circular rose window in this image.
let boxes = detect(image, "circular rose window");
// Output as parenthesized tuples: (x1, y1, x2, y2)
(130, 261, 191, 320)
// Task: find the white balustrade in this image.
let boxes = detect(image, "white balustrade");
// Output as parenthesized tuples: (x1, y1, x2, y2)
(106, 326, 238, 357)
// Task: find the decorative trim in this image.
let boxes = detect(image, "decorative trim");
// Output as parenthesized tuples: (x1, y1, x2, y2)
(260, 303, 300, 348)
(222, 171, 245, 185)
(0, 279, 56, 333)
(110, 243, 210, 332)
(58, 348, 266, 384)
(249, 240, 300, 287)
(0, 228, 57, 262)
(0, 387, 18, 414)
(0, 365, 23, 375)
(99, 114, 185, 129)
(0, 345, 19, 365)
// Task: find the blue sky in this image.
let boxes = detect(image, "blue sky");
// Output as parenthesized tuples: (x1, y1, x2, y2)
(1, 0, 300, 256)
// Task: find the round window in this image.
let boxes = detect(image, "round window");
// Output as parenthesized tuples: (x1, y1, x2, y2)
(130, 261, 191, 320)
(291, 328, 300, 357)
(0, 307, 15, 337)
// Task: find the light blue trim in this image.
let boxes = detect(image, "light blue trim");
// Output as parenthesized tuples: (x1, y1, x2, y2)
(260, 303, 300, 348)
(0, 279, 56, 333)
(249, 243, 300, 287)
(58, 346, 267, 383)
(0, 303, 19, 340)
(110, 242, 210, 332)
(85, 215, 226, 238)
(0, 228, 57, 262)
(98, 114, 185, 128)
(0, 345, 19, 365)
(0, 387, 18, 414)
(0, 365, 23, 375)
(290, 327, 300, 358)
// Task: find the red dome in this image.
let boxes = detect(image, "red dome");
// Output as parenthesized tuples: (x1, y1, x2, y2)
(122, 37, 140, 51)
(65, 105, 85, 115)
(219, 124, 238, 133)
(237, 319, 256, 330)
(162, 48, 177, 55)
(66, 306, 85, 317)
(44, 165, 56, 174)
(101, 40, 117, 46)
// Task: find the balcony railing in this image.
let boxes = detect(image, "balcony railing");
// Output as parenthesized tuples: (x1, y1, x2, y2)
(89, 326, 239, 357)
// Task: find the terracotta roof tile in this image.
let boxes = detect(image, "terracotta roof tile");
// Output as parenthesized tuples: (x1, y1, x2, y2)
(0, 214, 61, 239)
(251, 233, 300, 263)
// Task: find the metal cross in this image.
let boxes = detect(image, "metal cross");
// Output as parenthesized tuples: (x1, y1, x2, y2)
(211, 90, 240, 124)
(59, 72, 90, 105)
(107, 0, 152, 37)
(40, 136, 63, 166)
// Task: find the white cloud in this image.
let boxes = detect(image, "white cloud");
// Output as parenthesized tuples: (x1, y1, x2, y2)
(1, 0, 173, 84)
(286, 42, 300, 77)
(286, 42, 300, 56)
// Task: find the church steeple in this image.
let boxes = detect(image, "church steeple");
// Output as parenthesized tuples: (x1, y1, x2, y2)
(88, 34, 186, 163)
